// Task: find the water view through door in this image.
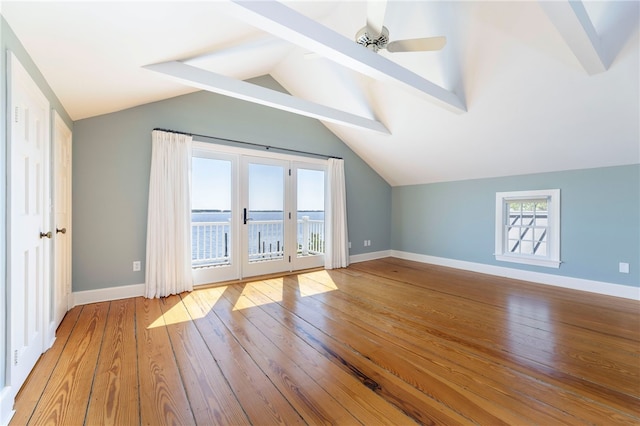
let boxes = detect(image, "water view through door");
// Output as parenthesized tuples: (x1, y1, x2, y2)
(191, 147, 326, 285)
(242, 158, 288, 277)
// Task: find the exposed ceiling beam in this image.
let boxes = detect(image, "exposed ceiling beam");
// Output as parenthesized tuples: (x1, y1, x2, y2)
(225, 0, 466, 114)
(144, 61, 390, 134)
(183, 36, 286, 63)
(539, 0, 608, 75)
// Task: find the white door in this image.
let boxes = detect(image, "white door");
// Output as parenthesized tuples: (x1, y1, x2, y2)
(241, 156, 291, 278)
(53, 112, 72, 328)
(8, 52, 52, 392)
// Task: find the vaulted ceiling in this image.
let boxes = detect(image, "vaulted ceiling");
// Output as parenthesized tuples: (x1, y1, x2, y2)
(2, 1, 638, 185)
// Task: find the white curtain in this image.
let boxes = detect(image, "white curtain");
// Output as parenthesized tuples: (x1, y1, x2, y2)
(325, 158, 349, 269)
(145, 130, 193, 298)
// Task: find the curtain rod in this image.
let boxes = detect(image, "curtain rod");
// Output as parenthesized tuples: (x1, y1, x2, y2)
(153, 128, 342, 160)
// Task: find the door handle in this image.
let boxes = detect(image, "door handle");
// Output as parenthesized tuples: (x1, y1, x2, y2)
(39, 231, 52, 239)
(243, 208, 253, 225)
(56, 227, 67, 234)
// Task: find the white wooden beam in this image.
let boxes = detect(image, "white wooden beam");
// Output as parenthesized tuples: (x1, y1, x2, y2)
(539, 0, 608, 75)
(144, 61, 390, 134)
(225, 0, 466, 114)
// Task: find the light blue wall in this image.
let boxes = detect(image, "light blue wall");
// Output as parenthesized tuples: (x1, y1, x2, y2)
(1, 15, 73, 391)
(392, 165, 640, 287)
(72, 83, 391, 292)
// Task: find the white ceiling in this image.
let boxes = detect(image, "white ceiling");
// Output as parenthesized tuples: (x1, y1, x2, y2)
(2, 1, 638, 186)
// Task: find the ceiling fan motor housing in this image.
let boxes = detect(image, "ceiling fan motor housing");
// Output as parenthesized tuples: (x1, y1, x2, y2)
(356, 26, 389, 52)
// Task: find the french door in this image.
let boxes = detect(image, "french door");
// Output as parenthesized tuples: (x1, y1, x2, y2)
(191, 145, 326, 285)
(241, 156, 289, 277)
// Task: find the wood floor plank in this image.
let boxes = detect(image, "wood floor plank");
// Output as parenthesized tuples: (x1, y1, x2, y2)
(212, 285, 362, 425)
(85, 298, 139, 426)
(344, 263, 640, 371)
(342, 262, 640, 417)
(282, 272, 576, 423)
(185, 287, 305, 425)
(288, 270, 640, 425)
(27, 302, 109, 426)
(323, 266, 640, 411)
(247, 277, 473, 425)
(313, 266, 639, 376)
(135, 296, 195, 425)
(160, 293, 251, 425)
(10, 307, 81, 426)
(348, 264, 640, 356)
(261, 274, 560, 425)
(220, 281, 416, 425)
(10, 258, 639, 425)
(358, 258, 640, 339)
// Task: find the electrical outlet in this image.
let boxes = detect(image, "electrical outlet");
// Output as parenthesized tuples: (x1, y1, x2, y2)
(348, 241, 351, 249)
(133, 261, 141, 272)
(619, 262, 629, 274)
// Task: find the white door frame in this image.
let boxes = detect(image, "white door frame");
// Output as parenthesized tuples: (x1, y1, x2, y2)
(191, 142, 327, 284)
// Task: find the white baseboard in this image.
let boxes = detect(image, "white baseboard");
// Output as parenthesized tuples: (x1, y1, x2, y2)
(68, 253, 639, 304)
(350, 250, 392, 264)
(71, 283, 145, 307)
(390, 250, 640, 301)
(0, 386, 15, 426)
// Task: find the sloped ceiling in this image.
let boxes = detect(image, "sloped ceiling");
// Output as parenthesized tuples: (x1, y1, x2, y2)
(2, 1, 638, 186)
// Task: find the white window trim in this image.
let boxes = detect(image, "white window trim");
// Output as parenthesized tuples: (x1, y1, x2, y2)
(495, 189, 561, 268)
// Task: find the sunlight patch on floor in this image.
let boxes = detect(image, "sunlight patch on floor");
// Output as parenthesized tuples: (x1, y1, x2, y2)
(298, 270, 338, 296)
(147, 287, 226, 329)
(231, 271, 339, 311)
(233, 278, 283, 311)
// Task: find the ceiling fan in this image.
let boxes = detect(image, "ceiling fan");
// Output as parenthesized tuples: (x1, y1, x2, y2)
(355, 1, 446, 53)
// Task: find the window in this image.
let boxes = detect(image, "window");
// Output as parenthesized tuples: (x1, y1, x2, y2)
(495, 189, 561, 268)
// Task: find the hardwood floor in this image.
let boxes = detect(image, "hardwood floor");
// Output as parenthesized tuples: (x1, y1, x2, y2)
(11, 258, 640, 425)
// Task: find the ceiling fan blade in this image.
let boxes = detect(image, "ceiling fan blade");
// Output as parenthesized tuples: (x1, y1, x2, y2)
(386, 36, 447, 53)
(366, 0, 387, 38)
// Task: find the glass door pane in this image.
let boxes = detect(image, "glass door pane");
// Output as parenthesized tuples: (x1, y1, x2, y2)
(296, 168, 325, 270)
(242, 157, 289, 277)
(192, 154, 238, 284)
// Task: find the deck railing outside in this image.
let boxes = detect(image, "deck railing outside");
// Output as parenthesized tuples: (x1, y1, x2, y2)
(192, 221, 231, 267)
(247, 219, 285, 262)
(298, 216, 324, 256)
(192, 216, 324, 267)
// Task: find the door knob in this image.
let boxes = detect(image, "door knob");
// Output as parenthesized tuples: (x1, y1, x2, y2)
(39, 231, 52, 239)
(56, 227, 67, 234)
